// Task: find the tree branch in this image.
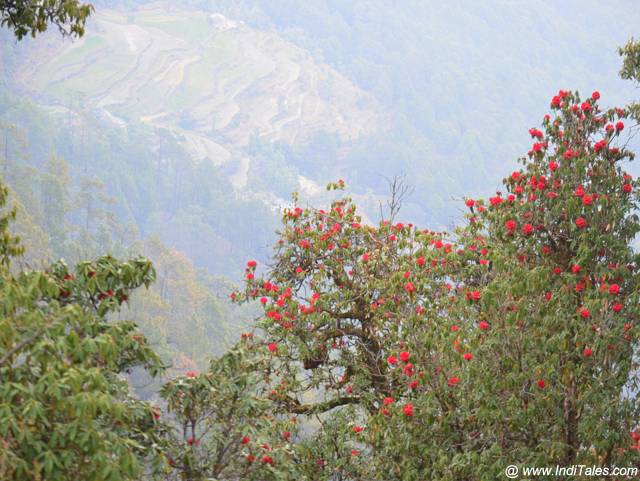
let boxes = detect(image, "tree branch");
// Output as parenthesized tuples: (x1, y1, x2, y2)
(0, 329, 45, 368)
(284, 395, 361, 414)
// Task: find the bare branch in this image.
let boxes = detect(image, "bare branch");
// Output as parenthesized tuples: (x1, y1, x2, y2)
(378, 175, 414, 222)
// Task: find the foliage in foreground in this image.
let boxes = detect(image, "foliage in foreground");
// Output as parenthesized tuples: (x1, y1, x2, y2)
(0, 183, 165, 481)
(0, 0, 93, 40)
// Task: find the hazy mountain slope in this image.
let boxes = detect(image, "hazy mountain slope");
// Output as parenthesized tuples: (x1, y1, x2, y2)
(4, 4, 379, 191)
(217, 0, 640, 225)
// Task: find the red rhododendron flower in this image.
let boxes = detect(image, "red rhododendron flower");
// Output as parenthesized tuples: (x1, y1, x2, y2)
(463, 352, 473, 361)
(246, 454, 256, 463)
(465, 199, 475, 207)
(571, 264, 581, 274)
(383, 397, 394, 405)
(575, 217, 587, 229)
(466, 291, 481, 301)
(247, 260, 257, 268)
(582, 194, 593, 206)
(616, 121, 624, 131)
(609, 284, 620, 295)
(241, 436, 250, 445)
(537, 380, 546, 389)
(417, 256, 425, 267)
(623, 183, 632, 193)
(612, 303, 623, 313)
(505, 219, 517, 232)
(529, 128, 544, 139)
(404, 282, 415, 293)
(387, 355, 398, 365)
(451, 325, 459, 332)
(399, 351, 410, 362)
(403, 363, 414, 376)
(186, 370, 197, 378)
(267, 342, 278, 353)
(522, 223, 533, 235)
(262, 456, 274, 465)
(448, 376, 461, 387)
(408, 380, 419, 389)
(591, 91, 600, 100)
(403, 403, 414, 416)
(580, 308, 590, 319)
(353, 426, 364, 433)
(545, 291, 552, 301)
(479, 321, 489, 330)
(583, 347, 593, 357)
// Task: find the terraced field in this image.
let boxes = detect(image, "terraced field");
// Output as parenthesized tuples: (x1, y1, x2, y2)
(10, 3, 379, 188)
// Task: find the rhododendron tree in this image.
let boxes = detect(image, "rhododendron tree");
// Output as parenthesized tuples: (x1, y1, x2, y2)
(228, 91, 640, 480)
(460, 90, 640, 467)
(232, 182, 453, 419)
(0, 182, 165, 481)
(228, 183, 496, 478)
(367, 90, 640, 479)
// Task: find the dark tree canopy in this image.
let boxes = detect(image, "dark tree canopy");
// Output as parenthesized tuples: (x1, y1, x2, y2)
(0, 0, 93, 40)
